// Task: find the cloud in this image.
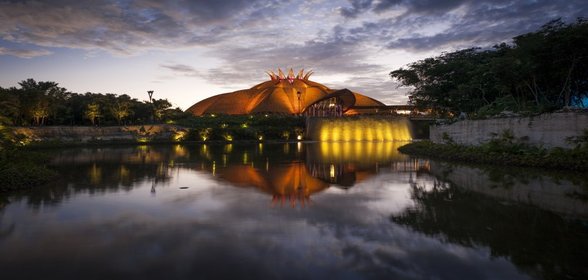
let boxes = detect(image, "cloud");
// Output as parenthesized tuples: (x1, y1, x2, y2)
(373, 0, 468, 14)
(0, 0, 270, 55)
(0, 46, 52, 58)
(339, 0, 588, 52)
(339, 0, 374, 18)
(160, 63, 200, 77)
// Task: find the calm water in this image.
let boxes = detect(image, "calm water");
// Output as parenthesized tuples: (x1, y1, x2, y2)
(1, 142, 587, 279)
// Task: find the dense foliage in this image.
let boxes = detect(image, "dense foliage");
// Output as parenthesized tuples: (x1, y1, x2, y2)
(0, 79, 189, 127)
(177, 114, 305, 141)
(391, 19, 588, 117)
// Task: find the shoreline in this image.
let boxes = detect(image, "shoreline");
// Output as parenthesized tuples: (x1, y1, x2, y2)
(398, 141, 588, 171)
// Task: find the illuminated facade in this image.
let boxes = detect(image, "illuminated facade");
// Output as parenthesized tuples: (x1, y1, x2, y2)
(186, 69, 385, 116)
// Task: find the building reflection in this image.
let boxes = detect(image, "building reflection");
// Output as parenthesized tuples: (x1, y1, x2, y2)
(189, 142, 429, 206)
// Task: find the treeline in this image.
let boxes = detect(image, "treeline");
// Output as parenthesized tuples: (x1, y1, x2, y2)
(0, 79, 189, 126)
(391, 18, 588, 117)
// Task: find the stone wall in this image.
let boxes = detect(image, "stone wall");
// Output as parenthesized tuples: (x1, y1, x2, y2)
(13, 125, 189, 143)
(430, 112, 588, 148)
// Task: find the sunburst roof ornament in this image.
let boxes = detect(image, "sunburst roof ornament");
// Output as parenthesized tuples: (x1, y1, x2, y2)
(267, 68, 313, 83)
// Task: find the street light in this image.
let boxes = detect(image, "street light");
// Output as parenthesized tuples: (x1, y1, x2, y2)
(147, 90, 154, 103)
(147, 90, 154, 123)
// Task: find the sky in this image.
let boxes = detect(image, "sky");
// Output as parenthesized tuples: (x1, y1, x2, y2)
(1, 0, 586, 110)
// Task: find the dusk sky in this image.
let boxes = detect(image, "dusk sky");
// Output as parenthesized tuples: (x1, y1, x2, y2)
(1, 0, 586, 110)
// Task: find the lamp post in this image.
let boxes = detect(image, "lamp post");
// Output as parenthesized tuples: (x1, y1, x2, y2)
(147, 90, 154, 123)
(296, 91, 301, 115)
(147, 90, 154, 103)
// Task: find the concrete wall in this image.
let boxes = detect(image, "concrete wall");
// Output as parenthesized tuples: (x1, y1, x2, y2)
(13, 125, 189, 143)
(430, 112, 588, 148)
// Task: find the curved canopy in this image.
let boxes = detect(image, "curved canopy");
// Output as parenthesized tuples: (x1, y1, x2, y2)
(186, 69, 385, 116)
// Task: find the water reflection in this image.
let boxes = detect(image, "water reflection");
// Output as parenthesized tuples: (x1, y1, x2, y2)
(12, 142, 423, 208)
(0, 143, 587, 279)
(392, 179, 588, 279)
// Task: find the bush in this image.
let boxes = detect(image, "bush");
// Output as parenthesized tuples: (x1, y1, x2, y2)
(0, 150, 58, 192)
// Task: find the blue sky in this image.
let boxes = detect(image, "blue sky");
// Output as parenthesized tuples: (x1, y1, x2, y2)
(1, 0, 586, 109)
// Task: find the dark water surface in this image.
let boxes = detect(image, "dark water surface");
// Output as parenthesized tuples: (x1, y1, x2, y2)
(1, 142, 587, 279)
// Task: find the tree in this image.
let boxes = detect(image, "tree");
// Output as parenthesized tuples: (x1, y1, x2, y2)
(85, 103, 101, 125)
(109, 95, 133, 125)
(30, 98, 50, 126)
(390, 18, 588, 117)
(152, 99, 172, 121)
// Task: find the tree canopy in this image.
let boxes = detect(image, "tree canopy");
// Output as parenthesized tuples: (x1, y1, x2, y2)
(390, 18, 588, 117)
(0, 79, 188, 126)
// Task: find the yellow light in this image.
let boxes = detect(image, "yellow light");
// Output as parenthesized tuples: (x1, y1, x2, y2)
(297, 135, 303, 140)
(313, 117, 412, 141)
(329, 164, 335, 179)
(258, 135, 263, 141)
(241, 123, 248, 128)
(172, 131, 187, 141)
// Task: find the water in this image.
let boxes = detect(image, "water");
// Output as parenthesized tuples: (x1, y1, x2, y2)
(0, 143, 587, 279)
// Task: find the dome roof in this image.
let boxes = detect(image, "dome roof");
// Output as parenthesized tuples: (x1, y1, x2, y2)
(186, 69, 384, 116)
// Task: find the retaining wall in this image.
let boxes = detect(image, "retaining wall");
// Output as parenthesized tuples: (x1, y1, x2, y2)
(13, 125, 189, 143)
(430, 112, 588, 148)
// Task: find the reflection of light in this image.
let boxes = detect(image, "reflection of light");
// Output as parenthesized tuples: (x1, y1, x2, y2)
(89, 163, 102, 185)
(243, 152, 248, 164)
(258, 143, 263, 154)
(118, 165, 129, 180)
(173, 145, 187, 157)
(212, 161, 216, 176)
(297, 142, 302, 153)
(222, 154, 227, 167)
(224, 144, 233, 153)
(137, 137, 149, 143)
(318, 141, 408, 163)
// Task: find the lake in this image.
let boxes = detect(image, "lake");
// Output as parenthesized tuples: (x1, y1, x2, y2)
(1, 142, 587, 279)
